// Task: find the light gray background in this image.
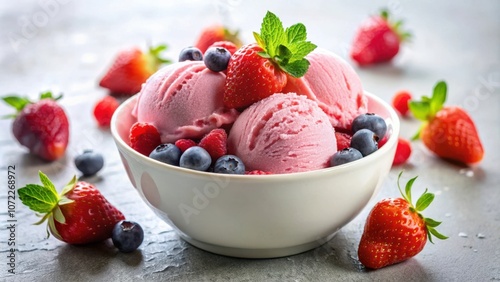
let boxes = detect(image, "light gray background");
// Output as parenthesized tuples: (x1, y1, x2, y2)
(1, 0, 499, 281)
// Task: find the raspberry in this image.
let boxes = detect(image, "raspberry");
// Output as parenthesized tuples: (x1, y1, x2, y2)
(392, 90, 412, 116)
(393, 137, 412, 165)
(335, 131, 352, 151)
(246, 170, 272, 175)
(129, 122, 162, 156)
(198, 129, 227, 161)
(208, 41, 238, 55)
(93, 96, 119, 127)
(378, 135, 389, 148)
(175, 139, 197, 152)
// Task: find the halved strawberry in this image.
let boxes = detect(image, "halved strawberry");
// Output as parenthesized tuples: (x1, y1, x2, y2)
(18, 171, 125, 244)
(99, 44, 171, 96)
(223, 11, 317, 109)
(2, 91, 69, 161)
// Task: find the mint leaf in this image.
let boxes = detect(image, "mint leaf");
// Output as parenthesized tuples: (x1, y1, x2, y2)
(39, 171, 57, 195)
(286, 23, 306, 44)
(282, 59, 310, 78)
(18, 184, 59, 213)
(289, 41, 317, 62)
(255, 11, 316, 78)
(261, 11, 286, 58)
(2, 96, 30, 112)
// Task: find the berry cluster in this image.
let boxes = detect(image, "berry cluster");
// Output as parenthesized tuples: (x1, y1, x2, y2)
(331, 113, 387, 167)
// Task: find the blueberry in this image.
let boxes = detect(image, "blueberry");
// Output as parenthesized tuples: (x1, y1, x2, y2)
(352, 113, 387, 139)
(214, 155, 245, 174)
(74, 150, 104, 176)
(204, 47, 231, 72)
(179, 46, 203, 62)
(330, 148, 363, 166)
(149, 143, 181, 166)
(179, 146, 212, 171)
(112, 220, 144, 253)
(350, 129, 379, 156)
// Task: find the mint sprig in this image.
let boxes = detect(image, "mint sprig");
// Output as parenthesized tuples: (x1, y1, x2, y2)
(408, 80, 447, 139)
(397, 171, 448, 244)
(18, 171, 76, 238)
(253, 11, 317, 78)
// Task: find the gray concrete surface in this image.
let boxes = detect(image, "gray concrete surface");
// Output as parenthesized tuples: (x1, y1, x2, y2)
(1, 0, 499, 281)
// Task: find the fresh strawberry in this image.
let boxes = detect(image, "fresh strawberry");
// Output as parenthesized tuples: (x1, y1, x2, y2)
(175, 138, 197, 152)
(358, 172, 447, 269)
(18, 171, 125, 244)
(198, 128, 227, 161)
(393, 137, 412, 165)
(2, 92, 69, 161)
(99, 44, 170, 96)
(246, 170, 272, 175)
(223, 11, 317, 109)
(93, 95, 119, 127)
(350, 9, 411, 66)
(194, 24, 242, 54)
(409, 81, 484, 164)
(129, 122, 162, 156)
(392, 90, 412, 116)
(208, 41, 239, 55)
(335, 132, 352, 151)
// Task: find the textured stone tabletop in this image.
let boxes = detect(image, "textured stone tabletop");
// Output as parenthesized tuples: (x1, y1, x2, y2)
(1, 0, 499, 281)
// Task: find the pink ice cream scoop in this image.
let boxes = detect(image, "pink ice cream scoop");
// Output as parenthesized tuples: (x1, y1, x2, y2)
(228, 93, 337, 174)
(283, 48, 368, 131)
(132, 61, 239, 143)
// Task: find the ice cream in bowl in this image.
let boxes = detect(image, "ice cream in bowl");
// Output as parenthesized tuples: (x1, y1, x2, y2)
(110, 12, 400, 258)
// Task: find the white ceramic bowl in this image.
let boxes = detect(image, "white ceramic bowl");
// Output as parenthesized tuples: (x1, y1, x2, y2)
(110, 92, 399, 258)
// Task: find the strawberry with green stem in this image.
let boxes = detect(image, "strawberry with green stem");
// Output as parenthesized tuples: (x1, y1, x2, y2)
(409, 81, 484, 164)
(18, 171, 125, 244)
(99, 44, 171, 96)
(358, 171, 447, 269)
(2, 91, 69, 161)
(223, 11, 317, 109)
(350, 9, 411, 66)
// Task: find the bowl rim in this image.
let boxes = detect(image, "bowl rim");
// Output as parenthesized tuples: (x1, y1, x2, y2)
(110, 91, 400, 180)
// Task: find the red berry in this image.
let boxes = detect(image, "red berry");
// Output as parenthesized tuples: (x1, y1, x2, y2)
(335, 131, 352, 151)
(208, 41, 239, 55)
(93, 96, 120, 127)
(392, 90, 412, 116)
(129, 122, 162, 156)
(393, 137, 412, 165)
(18, 172, 125, 245)
(198, 128, 227, 161)
(175, 139, 197, 152)
(246, 170, 272, 175)
(3, 92, 69, 161)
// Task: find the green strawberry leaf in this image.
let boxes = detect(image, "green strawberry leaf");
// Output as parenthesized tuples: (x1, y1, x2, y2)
(18, 184, 59, 214)
(254, 11, 316, 78)
(415, 189, 434, 211)
(39, 171, 57, 194)
(428, 226, 449, 240)
(425, 217, 442, 228)
(1, 95, 31, 113)
(39, 91, 53, 100)
(408, 101, 430, 121)
(60, 175, 77, 197)
(430, 81, 447, 115)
